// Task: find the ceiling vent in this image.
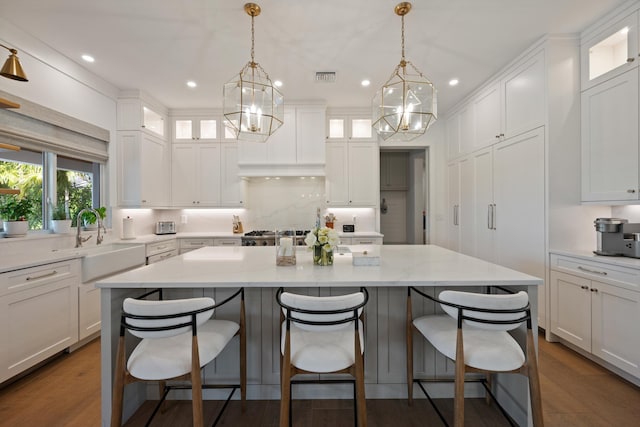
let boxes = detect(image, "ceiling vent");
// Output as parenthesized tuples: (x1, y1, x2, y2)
(315, 71, 337, 83)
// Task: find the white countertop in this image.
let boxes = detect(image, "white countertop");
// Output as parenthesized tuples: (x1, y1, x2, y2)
(0, 250, 84, 273)
(97, 244, 542, 289)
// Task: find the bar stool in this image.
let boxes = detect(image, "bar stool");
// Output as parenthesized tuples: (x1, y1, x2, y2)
(276, 287, 369, 427)
(111, 288, 246, 427)
(406, 286, 543, 427)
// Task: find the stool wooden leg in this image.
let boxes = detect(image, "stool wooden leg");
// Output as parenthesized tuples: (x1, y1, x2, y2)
(280, 330, 292, 427)
(526, 329, 544, 427)
(110, 335, 126, 427)
(191, 336, 204, 427)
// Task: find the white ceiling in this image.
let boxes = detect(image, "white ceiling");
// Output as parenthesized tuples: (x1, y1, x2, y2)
(0, 0, 627, 114)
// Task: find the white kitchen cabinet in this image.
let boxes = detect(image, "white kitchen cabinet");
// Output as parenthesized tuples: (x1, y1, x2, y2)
(581, 68, 639, 202)
(79, 280, 101, 340)
(179, 238, 214, 254)
(550, 256, 640, 378)
(326, 141, 378, 207)
(117, 131, 169, 207)
(340, 236, 383, 245)
(146, 239, 178, 264)
(327, 112, 377, 142)
(171, 143, 221, 207)
(213, 238, 241, 247)
(581, 11, 638, 90)
(447, 128, 546, 326)
(173, 116, 219, 142)
(446, 50, 545, 160)
(237, 105, 325, 176)
(446, 104, 474, 159)
(171, 142, 244, 207)
(0, 260, 80, 383)
(117, 97, 166, 137)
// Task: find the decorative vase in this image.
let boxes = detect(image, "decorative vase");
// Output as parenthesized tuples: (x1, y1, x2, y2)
(2, 220, 28, 237)
(51, 219, 72, 234)
(313, 245, 333, 266)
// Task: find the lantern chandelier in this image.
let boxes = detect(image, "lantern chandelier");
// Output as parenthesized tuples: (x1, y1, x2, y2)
(372, 2, 436, 141)
(223, 3, 283, 142)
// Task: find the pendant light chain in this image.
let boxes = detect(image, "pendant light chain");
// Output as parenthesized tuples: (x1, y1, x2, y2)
(401, 14, 405, 63)
(250, 13, 255, 65)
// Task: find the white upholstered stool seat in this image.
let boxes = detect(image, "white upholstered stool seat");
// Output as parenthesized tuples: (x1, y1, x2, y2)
(413, 315, 525, 372)
(128, 319, 239, 380)
(281, 320, 364, 373)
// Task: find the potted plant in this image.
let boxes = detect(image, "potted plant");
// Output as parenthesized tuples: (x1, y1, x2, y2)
(81, 206, 106, 230)
(50, 203, 72, 234)
(0, 195, 32, 237)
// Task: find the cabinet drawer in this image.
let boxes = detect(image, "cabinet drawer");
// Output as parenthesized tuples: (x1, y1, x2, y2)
(550, 254, 640, 290)
(179, 238, 214, 249)
(0, 260, 79, 297)
(146, 239, 177, 257)
(147, 249, 179, 264)
(213, 238, 241, 247)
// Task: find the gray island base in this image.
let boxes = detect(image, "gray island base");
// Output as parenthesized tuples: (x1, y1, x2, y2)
(97, 245, 542, 427)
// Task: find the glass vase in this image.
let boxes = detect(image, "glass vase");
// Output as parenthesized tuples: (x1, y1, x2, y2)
(313, 245, 333, 266)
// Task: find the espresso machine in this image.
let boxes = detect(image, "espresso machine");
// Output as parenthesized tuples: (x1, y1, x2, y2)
(594, 218, 640, 258)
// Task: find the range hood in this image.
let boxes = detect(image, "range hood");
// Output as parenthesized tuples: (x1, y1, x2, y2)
(237, 162, 325, 177)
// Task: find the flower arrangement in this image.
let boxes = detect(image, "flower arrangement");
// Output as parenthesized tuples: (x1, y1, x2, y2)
(305, 226, 340, 266)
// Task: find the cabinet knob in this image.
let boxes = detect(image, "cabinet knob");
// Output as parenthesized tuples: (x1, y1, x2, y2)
(627, 189, 636, 193)
(627, 57, 635, 63)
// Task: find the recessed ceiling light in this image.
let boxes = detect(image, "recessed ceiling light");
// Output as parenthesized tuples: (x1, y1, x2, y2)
(274, 80, 283, 87)
(361, 79, 370, 87)
(81, 54, 95, 63)
(186, 81, 197, 88)
(449, 79, 459, 86)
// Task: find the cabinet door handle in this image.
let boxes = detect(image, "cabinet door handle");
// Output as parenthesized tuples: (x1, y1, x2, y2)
(491, 204, 496, 230)
(26, 270, 58, 281)
(578, 266, 608, 276)
(580, 285, 589, 290)
(627, 57, 635, 63)
(627, 189, 636, 193)
(590, 288, 599, 293)
(487, 204, 492, 229)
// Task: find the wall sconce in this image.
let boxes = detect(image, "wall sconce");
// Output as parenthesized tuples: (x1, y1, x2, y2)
(0, 44, 28, 82)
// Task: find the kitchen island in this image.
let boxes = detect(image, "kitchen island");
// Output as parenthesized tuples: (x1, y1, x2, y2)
(97, 245, 542, 427)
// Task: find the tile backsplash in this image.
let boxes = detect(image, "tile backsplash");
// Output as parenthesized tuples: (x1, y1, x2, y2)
(111, 177, 377, 237)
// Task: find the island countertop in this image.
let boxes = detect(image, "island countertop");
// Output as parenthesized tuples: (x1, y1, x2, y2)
(97, 244, 542, 288)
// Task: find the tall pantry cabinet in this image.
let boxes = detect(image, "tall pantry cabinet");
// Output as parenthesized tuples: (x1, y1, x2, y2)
(444, 37, 601, 331)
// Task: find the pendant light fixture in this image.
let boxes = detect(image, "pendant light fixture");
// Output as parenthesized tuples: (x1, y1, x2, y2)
(372, 2, 436, 141)
(0, 44, 28, 82)
(223, 3, 283, 142)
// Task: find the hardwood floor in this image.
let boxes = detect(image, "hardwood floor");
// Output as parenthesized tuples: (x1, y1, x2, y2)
(1, 333, 639, 426)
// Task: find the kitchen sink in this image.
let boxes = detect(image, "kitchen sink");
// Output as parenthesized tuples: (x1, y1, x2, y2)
(77, 243, 146, 282)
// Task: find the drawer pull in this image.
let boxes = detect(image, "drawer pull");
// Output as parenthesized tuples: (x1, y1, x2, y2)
(590, 288, 599, 293)
(26, 270, 58, 281)
(156, 245, 167, 250)
(221, 242, 236, 245)
(577, 266, 608, 276)
(580, 285, 589, 290)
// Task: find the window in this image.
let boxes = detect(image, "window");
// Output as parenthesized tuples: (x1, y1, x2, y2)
(0, 149, 100, 231)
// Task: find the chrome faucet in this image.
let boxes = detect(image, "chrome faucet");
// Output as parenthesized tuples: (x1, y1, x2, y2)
(75, 208, 106, 247)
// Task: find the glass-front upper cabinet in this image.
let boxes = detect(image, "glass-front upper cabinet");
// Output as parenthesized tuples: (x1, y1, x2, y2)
(581, 12, 638, 90)
(143, 107, 165, 137)
(326, 113, 377, 142)
(172, 117, 218, 142)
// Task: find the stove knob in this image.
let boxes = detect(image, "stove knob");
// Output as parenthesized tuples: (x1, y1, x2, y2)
(262, 240, 268, 246)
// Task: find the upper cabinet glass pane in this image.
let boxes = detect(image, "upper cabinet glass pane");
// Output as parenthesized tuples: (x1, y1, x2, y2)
(328, 119, 344, 139)
(175, 120, 193, 140)
(143, 107, 165, 136)
(589, 27, 629, 81)
(351, 119, 372, 139)
(199, 120, 217, 139)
